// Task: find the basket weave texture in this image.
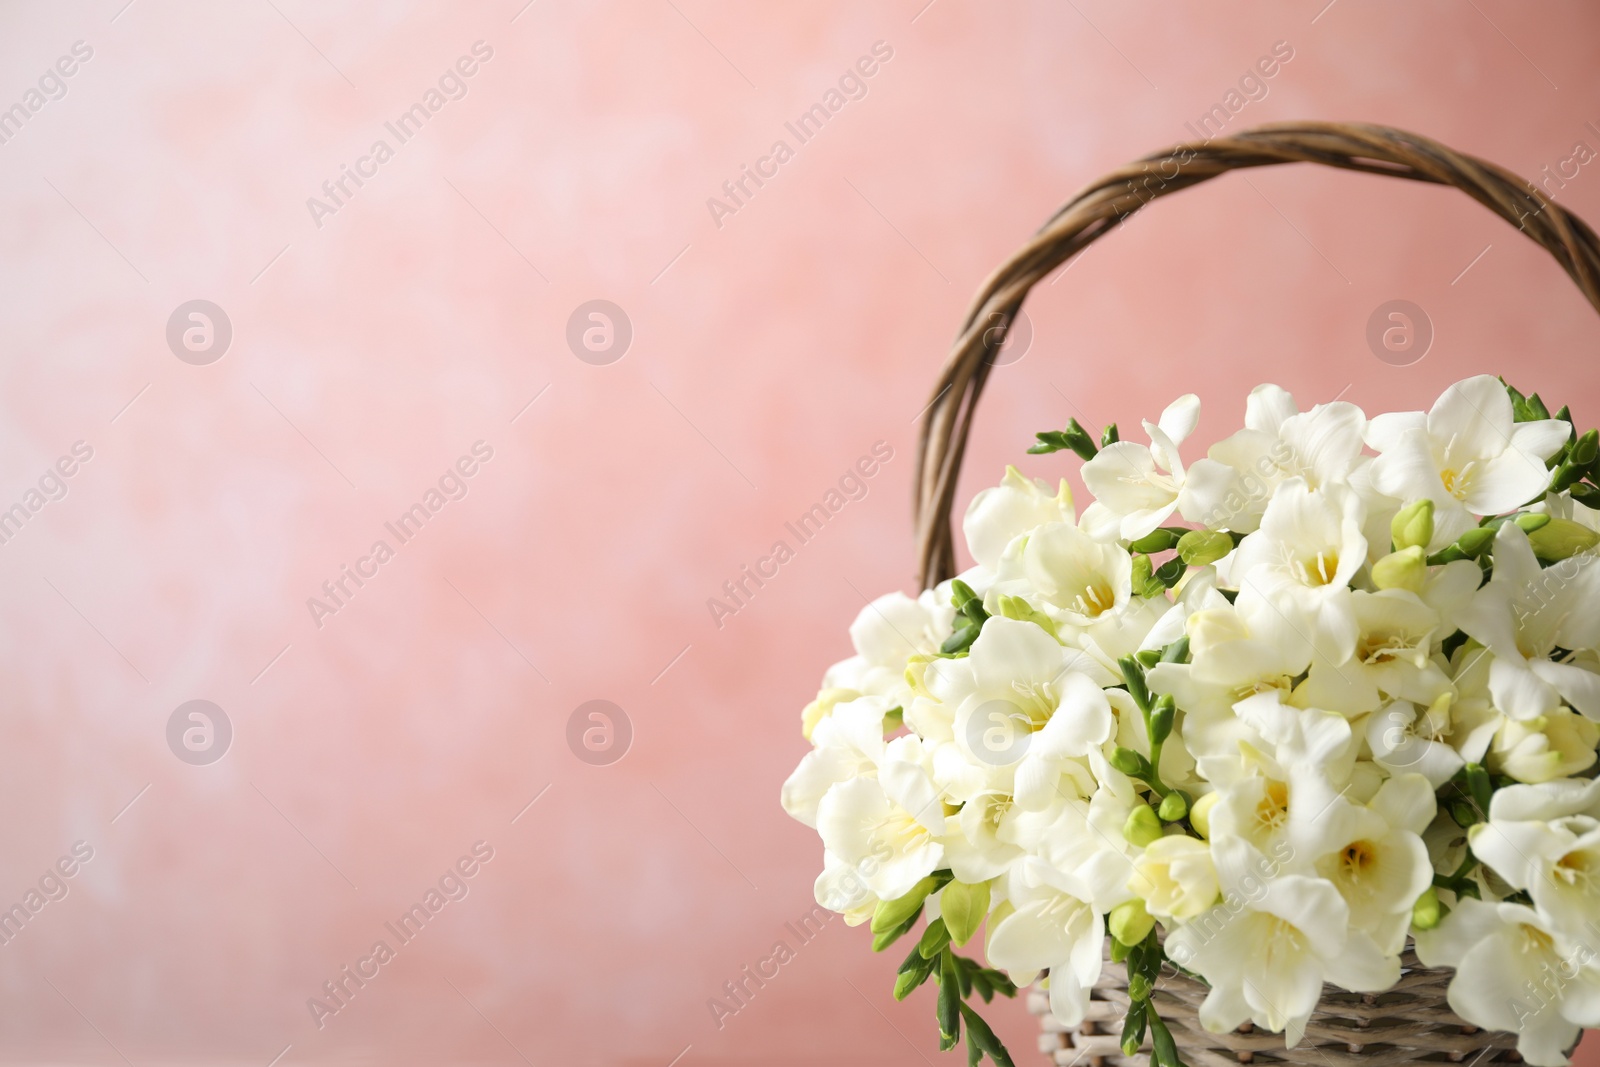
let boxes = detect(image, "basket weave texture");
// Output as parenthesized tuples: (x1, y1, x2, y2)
(1028, 947, 1524, 1067)
(910, 122, 1600, 1065)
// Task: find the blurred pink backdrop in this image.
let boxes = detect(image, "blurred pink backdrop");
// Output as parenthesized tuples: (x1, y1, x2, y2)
(1, 1, 1598, 1064)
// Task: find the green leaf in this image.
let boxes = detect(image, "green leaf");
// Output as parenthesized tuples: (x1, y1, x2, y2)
(940, 879, 991, 947)
(1150, 1011, 1182, 1067)
(959, 1003, 1016, 1067)
(1160, 635, 1190, 663)
(1029, 419, 1098, 461)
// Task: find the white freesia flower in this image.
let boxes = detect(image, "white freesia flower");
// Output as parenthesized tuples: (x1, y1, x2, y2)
(817, 590, 953, 715)
(1130, 834, 1218, 920)
(926, 617, 1115, 810)
(1184, 385, 1368, 533)
(815, 739, 945, 901)
(1167, 836, 1396, 1047)
(964, 466, 1075, 571)
(1365, 697, 1467, 788)
(814, 850, 880, 925)
(1230, 478, 1367, 666)
(1468, 777, 1600, 941)
(1487, 708, 1600, 783)
(1456, 523, 1600, 719)
(1311, 773, 1435, 953)
(942, 789, 1028, 884)
(1296, 589, 1452, 714)
(782, 694, 893, 827)
(1367, 374, 1570, 550)
(1415, 897, 1600, 1066)
(986, 869, 1105, 1026)
(1080, 394, 1199, 541)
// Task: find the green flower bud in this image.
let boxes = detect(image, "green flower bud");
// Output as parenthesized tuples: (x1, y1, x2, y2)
(1127, 972, 1152, 1002)
(1110, 746, 1152, 779)
(1527, 517, 1600, 562)
(1148, 696, 1175, 746)
(871, 875, 940, 934)
(938, 879, 990, 947)
(1109, 898, 1155, 947)
(1123, 804, 1164, 847)
(1189, 791, 1220, 839)
(1574, 429, 1600, 468)
(1129, 528, 1181, 554)
(917, 916, 951, 959)
(1412, 887, 1443, 931)
(1515, 512, 1552, 533)
(1119, 657, 1151, 711)
(1130, 553, 1163, 598)
(1177, 529, 1234, 567)
(1457, 526, 1495, 558)
(1157, 790, 1190, 822)
(1371, 546, 1427, 592)
(949, 578, 979, 611)
(1391, 499, 1435, 551)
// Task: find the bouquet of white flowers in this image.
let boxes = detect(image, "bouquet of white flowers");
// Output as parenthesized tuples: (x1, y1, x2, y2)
(782, 375, 1600, 1067)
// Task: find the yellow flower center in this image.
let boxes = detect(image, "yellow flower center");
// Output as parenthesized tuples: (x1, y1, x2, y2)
(1292, 550, 1339, 587)
(1254, 780, 1290, 834)
(1340, 841, 1377, 881)
(1072, 580, 1115, 618)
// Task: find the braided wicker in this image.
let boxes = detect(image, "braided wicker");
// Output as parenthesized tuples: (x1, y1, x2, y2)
(1028, 947, 1523, 1067)
(911, 122, 1600, 1063)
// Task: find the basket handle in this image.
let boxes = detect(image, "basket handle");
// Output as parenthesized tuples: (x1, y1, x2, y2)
(913, 120, 1600, 589)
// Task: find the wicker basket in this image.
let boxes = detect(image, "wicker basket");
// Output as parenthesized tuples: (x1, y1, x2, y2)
(910, 122, 1600, 1065)
(1028, 946, 1521, 1066)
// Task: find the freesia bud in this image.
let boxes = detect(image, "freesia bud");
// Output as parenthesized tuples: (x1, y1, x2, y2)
(1123, 804, 1164, 847)
(1177, 529, 1233, 567)
(1391, 499, 1434, 551)
(1110, 746, 1152, 779)
(1148, 696, 1176, 746)
(1412, 886, 1443, 931)
(1527, 517, 1600, 562)
(1456, 526, 1495, 558)
(938, 879, 990, 947)
(1514, 512, 1551, 533)
(1189, 791, 1219, 839)
(1109, 898, 1155, 946)
(1371, 547, 1426, 592)
(1157, 790, 1189, 822)
(870, 874, 940, 934)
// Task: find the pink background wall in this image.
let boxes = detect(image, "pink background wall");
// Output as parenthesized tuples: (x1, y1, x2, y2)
(1, 1, 1597, 1063)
